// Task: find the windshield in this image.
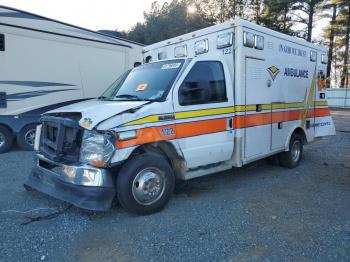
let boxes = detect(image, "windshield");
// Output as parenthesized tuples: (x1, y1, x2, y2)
(100, 59, 184, 101)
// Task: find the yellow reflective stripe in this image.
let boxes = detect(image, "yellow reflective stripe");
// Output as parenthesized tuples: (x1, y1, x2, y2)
(262, 104, 272, 110)
(123, 107, 236, 126)
(315, 101, 328, 107)
(122, 101, 328, 127)
(301, 69, 316, 128)
(271, 102, 304, 109)
(235, 105, 248, 112)
(123, 115, 160, 126)
(175, 106, 235, 119)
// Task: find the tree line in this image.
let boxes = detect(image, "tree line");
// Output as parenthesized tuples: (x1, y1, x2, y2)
(120, 0, 349, 88)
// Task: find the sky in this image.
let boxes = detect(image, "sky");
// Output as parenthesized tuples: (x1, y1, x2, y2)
(0, 0, 327, 39)
(0, 0, 167, 31)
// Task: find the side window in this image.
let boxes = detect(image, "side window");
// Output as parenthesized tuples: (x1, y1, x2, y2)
(179, 61, 227, 106)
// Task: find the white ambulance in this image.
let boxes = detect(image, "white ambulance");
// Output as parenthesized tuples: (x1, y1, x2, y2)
(25, 20, 335, 215)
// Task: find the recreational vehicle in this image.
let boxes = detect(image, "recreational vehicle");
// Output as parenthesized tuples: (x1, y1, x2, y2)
(0, 6, 143, 152)
(26, 20, 335, 215)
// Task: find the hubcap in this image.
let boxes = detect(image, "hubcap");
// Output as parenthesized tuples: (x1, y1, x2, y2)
(24, 129, 36, 147)
(291, 140, 301, 162)
(132, 167, 166, 205)
(0, 132, 5, 148)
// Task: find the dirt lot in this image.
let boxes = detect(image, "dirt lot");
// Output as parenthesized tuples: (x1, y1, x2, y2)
(0, 110, 349, 262)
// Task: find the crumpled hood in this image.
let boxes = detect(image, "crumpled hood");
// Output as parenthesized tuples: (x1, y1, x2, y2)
(46, 99, 148, 130)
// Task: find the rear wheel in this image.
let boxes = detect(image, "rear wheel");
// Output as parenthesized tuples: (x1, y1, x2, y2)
(17, 124, 37, 151)
(0, 126, 14, 153)
(117, 154, 175, 215)
(279, 133, 303, 168)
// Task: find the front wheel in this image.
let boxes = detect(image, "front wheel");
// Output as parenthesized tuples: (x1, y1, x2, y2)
(117, 154, 175, 215)
(279, 133, 303, 168)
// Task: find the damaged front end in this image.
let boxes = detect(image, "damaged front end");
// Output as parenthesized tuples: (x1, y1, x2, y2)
(25, 115, 116, 211)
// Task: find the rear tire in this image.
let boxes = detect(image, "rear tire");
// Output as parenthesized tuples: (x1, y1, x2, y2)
(117, 154, 175, 215)
(279, 133, 303, 168)
(0, 126, 14, 153)
(17, 124, 37, 151)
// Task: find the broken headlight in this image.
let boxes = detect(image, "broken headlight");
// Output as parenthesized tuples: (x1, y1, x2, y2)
(80, 130, 115, 167)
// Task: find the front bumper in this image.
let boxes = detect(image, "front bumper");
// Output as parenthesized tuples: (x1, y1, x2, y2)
(25, 154, 116, 211)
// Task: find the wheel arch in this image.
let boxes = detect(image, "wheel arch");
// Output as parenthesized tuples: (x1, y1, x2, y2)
(128, 141, 187, 180)
(285, 126, 307, 151)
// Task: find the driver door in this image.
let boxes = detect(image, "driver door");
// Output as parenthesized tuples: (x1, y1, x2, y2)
(172, 59, 234, 169)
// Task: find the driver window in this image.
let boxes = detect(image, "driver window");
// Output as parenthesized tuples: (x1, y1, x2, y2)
(178, 61, 227, 106)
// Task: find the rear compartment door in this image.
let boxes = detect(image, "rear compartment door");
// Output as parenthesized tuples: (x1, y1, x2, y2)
(244, 57, 272, 159)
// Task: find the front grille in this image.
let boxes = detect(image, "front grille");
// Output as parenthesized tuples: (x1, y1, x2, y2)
(40, 116, 83, 163)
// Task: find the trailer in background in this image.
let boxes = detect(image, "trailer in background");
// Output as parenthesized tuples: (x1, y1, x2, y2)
(0, 5, 143, 153)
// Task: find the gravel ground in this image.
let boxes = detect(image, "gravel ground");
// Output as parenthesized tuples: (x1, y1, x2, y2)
(0, 110, 349, 262)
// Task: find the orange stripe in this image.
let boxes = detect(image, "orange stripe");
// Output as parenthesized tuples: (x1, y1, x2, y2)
(116, 118, 227, 148)
(116, 124, 175, 148)
(116, 108, 331, 149)
(314, 107, 330, 118)
(175, 118, 227, 138)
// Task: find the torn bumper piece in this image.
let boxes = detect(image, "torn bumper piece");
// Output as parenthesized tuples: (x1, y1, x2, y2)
(25, 154, 116, 211)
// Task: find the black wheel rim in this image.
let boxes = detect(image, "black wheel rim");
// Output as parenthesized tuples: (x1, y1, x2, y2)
(24, 129, 36, 147)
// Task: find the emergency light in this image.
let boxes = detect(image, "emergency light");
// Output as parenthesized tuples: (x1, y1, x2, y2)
(243, 31, 255, 48)
(216, 32, 233, 49)
(310, 51, 317, 62)
(254, 35, 264, 50)
(158, 52, 167, 60)
(174, 45, 187, 58)
(194, 39, 209, 55)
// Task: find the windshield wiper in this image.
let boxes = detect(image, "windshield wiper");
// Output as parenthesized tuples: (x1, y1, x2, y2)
(114, 94, 155, 101)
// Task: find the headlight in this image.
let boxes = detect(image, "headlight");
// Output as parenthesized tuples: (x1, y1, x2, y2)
(80, 130, 115, 167)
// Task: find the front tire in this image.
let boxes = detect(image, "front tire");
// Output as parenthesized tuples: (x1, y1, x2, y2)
(279, 133, 303, 168)
(117, 154, 175, 215)
(0, 126, 14, 153)
(17, 124, 37, 151)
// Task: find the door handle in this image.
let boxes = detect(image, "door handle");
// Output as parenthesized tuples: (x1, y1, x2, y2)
(227, 118, 233, 130)
(256, 104, 262, 112)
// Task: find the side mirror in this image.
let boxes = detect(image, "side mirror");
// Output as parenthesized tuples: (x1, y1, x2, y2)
(134, 62, 142, 67)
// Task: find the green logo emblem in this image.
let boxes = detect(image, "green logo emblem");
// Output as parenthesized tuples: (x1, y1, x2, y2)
(267, 66, 280, 81)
